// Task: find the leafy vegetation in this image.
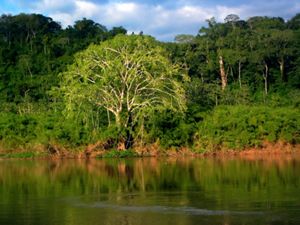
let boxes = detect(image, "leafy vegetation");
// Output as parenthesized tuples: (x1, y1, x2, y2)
(101, 149, 138, 158)
(0, 13, 299, 156)
(196, 106, 300, 151)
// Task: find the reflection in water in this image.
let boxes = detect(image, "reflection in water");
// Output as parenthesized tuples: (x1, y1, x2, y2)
(0, 155, 300, 225)
(75, 201, 264, 216)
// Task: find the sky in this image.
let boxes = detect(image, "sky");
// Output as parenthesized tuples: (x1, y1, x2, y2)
(0, 0, 299, 41)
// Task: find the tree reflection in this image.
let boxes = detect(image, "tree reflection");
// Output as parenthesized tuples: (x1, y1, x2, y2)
(0, 156, 300, 225)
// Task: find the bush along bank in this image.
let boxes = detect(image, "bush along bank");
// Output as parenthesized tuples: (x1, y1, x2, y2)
(0, 105, 299, 158)
(194, 106, 300, 152)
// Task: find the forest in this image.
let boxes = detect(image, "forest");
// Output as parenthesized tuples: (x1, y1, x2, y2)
(0, 13, 299, 157)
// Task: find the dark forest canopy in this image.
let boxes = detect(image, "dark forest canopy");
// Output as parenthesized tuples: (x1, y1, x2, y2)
(0, 13, 127, 103)
(0, 13, 299, 153)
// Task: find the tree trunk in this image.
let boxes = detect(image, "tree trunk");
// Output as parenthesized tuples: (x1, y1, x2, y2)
(263, 64, 268, 95)
(279, 58, 286, 82)
(219, 55, 227, 90)
(107, 110, 111, 126)
(115, 113, 121, 128)
(125, 113, 134, 149)
(238, 60, 242, 88)
(26, 62, 33, 78)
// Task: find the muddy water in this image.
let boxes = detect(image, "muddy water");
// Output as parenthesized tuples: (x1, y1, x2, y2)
(0, 155, 299, 225)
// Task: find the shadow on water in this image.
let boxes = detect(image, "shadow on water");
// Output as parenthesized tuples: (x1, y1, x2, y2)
(0, 154, 300, 225)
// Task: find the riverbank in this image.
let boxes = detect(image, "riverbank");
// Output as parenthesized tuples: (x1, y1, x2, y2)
(1, 105, 299, 160)
(1, 141, 299, 159)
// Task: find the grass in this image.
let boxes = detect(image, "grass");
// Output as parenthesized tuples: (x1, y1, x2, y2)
(0, 151, 48, 159)
(101, 149, 139, 158)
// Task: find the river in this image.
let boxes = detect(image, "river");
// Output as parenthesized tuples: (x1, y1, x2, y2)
(0, 155, 300, 225)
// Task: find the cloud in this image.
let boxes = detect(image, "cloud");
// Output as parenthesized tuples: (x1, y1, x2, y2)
(2, 0, 299, 41)
(215, 5, 246, 21)
(34, 0, 75, 12)
(103, 2, 142, 24)
(22, 0, 251, 40)
(74, 0, 100, 17)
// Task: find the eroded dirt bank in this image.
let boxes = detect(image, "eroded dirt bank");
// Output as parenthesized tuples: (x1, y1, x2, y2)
(1, 141, 299, 159)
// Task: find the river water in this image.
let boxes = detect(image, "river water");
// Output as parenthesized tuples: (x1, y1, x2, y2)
(0, 155, 300, 225)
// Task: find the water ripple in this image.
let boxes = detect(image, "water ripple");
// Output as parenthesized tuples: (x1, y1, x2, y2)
(74, 201, 264, 216)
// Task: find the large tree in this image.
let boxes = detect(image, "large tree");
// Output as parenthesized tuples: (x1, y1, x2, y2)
(59, 34, 187, 147)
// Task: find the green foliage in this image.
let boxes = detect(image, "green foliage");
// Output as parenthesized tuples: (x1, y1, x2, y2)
(59, 34, 188, 148)
(0, 113, 39, 147)
(0, 151, 46, 159)
(0, 12, 300, 154)
(0, 13, 127, 104)
(0, 110, 99, 149)
(196, 106, 300, 151)
(143, 110, 196, 148)
(172, 14, 300, 96)
(101, 149, 138, 158)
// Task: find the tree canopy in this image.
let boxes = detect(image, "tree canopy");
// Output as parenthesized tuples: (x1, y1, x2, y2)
(59, 35, 187, 142)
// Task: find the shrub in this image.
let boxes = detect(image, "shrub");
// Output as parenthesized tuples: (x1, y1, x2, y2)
(101, 149, 138, 158)
(143, 110, 196, 148)
(195, 105, 300, 151)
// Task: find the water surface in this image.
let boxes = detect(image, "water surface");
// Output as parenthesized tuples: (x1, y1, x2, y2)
(0, 155, 300, 225)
